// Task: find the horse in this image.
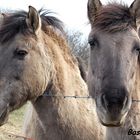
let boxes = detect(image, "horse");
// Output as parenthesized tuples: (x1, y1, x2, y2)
(76, 56, 87, 82)
(0, 13, 4, 26)
(0, 6, 105, 140)
(87, 0, 140, 139)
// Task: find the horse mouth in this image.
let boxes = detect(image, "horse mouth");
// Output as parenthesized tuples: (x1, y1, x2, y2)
(100, 119, 122, 127)
(0, 106, 9, 126)
(98, 112, 127, 127)
(96, 105, 127, 127)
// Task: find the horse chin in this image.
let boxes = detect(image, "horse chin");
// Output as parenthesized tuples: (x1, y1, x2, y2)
(0, 106, 9, 126)
(99, 119, 124, 127)
(98, 111, 127, 127)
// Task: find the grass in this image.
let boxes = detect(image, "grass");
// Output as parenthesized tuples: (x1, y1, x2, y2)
(0, 104, 27, 140)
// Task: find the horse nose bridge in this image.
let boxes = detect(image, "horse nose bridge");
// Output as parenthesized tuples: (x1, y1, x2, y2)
(102, 86, 128, 102)
(102, 53, 122, 79)
(102, 77, 124, 92)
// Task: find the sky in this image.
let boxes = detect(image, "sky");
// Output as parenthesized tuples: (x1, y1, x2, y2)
(0, 0, 134, 36)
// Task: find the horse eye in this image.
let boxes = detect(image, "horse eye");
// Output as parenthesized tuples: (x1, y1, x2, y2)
(135, 47, 140, 52)
(88, 38, 98, 49)
(14, 49, 28, 60)
(133, 42, 140, 53)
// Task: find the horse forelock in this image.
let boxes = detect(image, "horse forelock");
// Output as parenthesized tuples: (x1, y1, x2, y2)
(0, 9, 64, 44)
(93, 2, 136, 33)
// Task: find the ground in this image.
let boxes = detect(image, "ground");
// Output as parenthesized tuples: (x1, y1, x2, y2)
(0, 104, 27, 140)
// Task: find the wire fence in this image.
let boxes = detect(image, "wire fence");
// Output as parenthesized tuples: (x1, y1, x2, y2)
(43, 94, 140, 102)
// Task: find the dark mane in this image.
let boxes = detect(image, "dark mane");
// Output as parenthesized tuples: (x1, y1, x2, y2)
(93, 3, 136, 33)
(0, 9, 64, 44)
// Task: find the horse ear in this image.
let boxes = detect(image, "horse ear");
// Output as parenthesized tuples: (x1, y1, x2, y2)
(130, 0, 140, 26)
(26, 6, 41, 34)
(87, 0, 102, 23)
(0, 13, 5, 26)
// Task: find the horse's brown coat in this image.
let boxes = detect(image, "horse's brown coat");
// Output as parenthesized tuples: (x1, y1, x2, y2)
(0, 7, 105, 140)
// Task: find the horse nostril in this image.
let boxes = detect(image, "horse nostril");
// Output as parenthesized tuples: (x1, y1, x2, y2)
(101, 94, 108, 110)
(122, 96, 128, 109)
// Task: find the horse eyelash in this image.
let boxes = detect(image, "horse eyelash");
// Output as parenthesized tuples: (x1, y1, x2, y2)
(133, 42, 140, 53)
(88, 38, 98, 49)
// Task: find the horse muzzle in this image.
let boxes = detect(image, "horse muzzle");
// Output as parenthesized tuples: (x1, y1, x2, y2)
(95, 92, 131, 127)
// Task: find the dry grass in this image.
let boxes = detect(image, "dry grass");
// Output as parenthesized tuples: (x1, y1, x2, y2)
(0, 104, 27, 140)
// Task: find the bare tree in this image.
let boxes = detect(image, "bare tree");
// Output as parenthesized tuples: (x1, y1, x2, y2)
(65, 30, 89, 66)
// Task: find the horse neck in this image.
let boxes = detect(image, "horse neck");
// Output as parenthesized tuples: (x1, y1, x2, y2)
(130, 63, 140, 113)
(46, 35, 89, 97)
(128, 63, 140, 124)
(26, 38, 105, 140)
(133, 63, 140, 100)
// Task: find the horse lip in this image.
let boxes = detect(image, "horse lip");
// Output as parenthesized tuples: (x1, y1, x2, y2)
(97, 109, 126, 127)
(101, 122, 122, 127)
(97, 110, 125, 127)
(99, 118, 123, 127)
(0, 105, 9, 126)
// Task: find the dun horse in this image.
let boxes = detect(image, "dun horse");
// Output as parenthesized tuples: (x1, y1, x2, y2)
(87, 0, 140, 139)
(0, 6, 105, 140)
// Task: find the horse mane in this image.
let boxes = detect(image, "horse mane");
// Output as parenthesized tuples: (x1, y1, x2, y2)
(93, 2, 136, 33)
(0, 9, 64, 44)
(0, 8, 79, 70)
